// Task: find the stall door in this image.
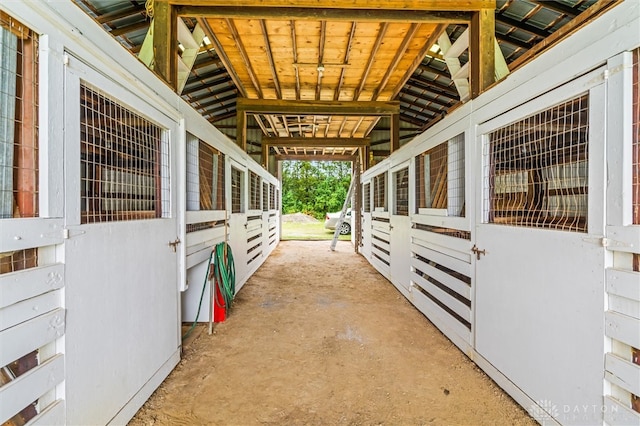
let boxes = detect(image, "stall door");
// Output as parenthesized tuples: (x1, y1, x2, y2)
(227, 162, 248, 287)
(389, 164, 411, 290)
(63, 56, 180, 425)
(474, 70, 606, 424)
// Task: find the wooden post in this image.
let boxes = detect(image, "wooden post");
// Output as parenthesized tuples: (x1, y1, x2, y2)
(470, 9, 495, 99)
(261, 142, 269, 169)
(390, 113, 400, 153)
(236, 109, 247, 151)
(153, 1, 177, 90)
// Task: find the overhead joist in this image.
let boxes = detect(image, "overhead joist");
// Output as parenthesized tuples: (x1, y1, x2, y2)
(176, 6, 472, 23)
(237, 99, 400, 116)
(470, 8, 495, 98)
(263, 138, 370, 147)
(274, 154, 357, 162)
(152, 1, 178, 89)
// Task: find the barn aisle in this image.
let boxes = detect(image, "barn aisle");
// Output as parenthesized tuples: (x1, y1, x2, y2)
(130, 241, 534, 425)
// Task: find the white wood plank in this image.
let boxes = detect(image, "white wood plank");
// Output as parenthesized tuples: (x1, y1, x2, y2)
(411, 228, 471, 254)
(406, 285, 472, 346)
(26, 399, 65, 426)
(412, 234, 472, 263)
(605, 311, 640, 349)
(607, 268, 640, 303)
(185, 227, 225, 248)
(371, 230, 390, 243)
(411, 214, 470, 232)
(605, 353, 640, 397)
(608, 295, 640, 320)
(0, 309, 65, 367)
(411, 272, 471, 322)
(411, 257, 471, 300)
(0, 264, 64, 309)
(1, 290, 61, 332)
(0, 218, 64, 252)
(603, 396, 640, 426)
(185, 210, 227, 224)
(411, 242, 471, 277)
(606, 226, 640, 254)
(371, 238, 390, 252)
(0, 354, 64, 424)
(247, 226, 262, 239)
(186, 247, 214, 270)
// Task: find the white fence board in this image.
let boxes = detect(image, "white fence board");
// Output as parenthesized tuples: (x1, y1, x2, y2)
(407, 286, 471, 344)
(410, 257, 471, 300)
(0, 218, 64, 252)
(608, 295, 640, 320)
(412, 234, 472, 264)
(411, 243, 472, 280)
(411, 229, 471, 255)
(606, 268, 640, 302)
(185, 227, 225, 249)
(605, 353, 640, 397)
(603, 396, 640, 426)
(0, 290, 61, 332)
(411, 272, 471, 322)
(26, 399, 65, 426)
(371, 237, 390, 253)
(185, 210, 226, 224)
(0, 354, 64, 424)
(0, 309, 65, 367)
(605, 311, 640, 349)
(411, 214, 470, 232)
(0, 264, 64, 309)
(605, 226, 640, 254)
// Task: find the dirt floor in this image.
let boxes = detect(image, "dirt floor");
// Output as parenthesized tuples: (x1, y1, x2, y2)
(130, 241, 536, 426)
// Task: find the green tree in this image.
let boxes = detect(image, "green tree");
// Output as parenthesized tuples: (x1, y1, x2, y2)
(282, 161, 351, 219)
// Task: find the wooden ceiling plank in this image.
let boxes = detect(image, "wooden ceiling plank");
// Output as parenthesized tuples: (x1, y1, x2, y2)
(110, 19, 149, 36)
(334, 21, 357, 102)
(259, 19, 282, 99)
(371, 23, 421, 101)
(264, 138, 370, 147)
(97, 5, 146, 24)
(316, 20, 327, 101)
(226, 18, 264, 98)
(177, 6, 472, 23)
(237, 98, 400, 115)
(354, 22, 388, 101)
(172, 0, 493, 8)
(198, 18, 248, 97)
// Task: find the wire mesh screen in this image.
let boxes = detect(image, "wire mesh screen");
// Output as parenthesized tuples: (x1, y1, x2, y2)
(269, 183, 275, 210)
(0, 16, 38, 218)
(262, 182, 268, 212)
(484, 95, 589, 232)
(80, 84, 169, 223)
(186, 137, 224, 211)
(373, 172, 387, 211)
(394, 167, 409, 216)
(415, 133, 465, 216)
(363, 182, 370, 213)
(249, 171, 260, 210)
(0, 247, 37, 274)
(231, 167, 243, 213)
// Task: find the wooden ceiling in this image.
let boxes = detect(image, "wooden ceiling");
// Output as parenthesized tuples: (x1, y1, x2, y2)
(71, 0, 614, 165)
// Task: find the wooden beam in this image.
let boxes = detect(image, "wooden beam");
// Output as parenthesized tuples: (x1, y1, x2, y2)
(110, 20, 149, 37)
(470, 8, 495, 99)
(260, 20, 282, 99)
(274, 155, 357, 162)
(153, 1, 177, 89)
(226, 18, 263, 97)
(172, 0, 493, 9)
(263, 138, 370, 147)
(261, 143, 269, 168)
(290, 20, 301, 100)
(96, 5, 145, 24)
(237, 98, 400, 115)
(316, 20, 327, 101)
(177, 6, 472, 23)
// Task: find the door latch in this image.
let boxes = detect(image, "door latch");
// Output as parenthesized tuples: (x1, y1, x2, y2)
(168, 238, 181, 252)
(471, 244, 486, 260)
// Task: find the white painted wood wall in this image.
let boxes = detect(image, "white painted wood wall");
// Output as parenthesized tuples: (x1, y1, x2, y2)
(0, 1, 280, 425)
(361, 3, 640, 425)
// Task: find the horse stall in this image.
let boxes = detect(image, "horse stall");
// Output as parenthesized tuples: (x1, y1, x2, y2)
(0, 2, 279, 425)
(360, 2, 639, 424)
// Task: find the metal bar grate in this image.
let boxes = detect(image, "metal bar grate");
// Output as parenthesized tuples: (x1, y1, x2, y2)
(415, 133, 465, 216)
(249, 171, 260, 210)
(484, 95, 589, 232)
(80, 84, 169, 223)
(231, 167, 243, 213)
(187, 136, 225, 211)
(0, 15, 38, 218)
(363, 182, 370, 212)
(373, 172, 387, 211)
(262, 181, 268, 212)
(269, 183, 275, 210)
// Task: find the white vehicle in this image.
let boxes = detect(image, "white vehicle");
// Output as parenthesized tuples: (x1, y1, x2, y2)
(324, 209, 352, 235)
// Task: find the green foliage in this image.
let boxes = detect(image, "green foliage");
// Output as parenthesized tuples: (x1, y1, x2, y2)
(281, 161, 351, 219)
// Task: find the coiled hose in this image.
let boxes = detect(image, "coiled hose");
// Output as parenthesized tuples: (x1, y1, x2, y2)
(183, 242, 235, 340)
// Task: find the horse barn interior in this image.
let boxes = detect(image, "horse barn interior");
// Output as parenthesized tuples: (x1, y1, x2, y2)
(1, 0, 639, 424)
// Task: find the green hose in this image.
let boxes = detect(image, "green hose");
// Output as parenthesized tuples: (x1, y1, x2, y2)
(212, 242, 235, 317)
